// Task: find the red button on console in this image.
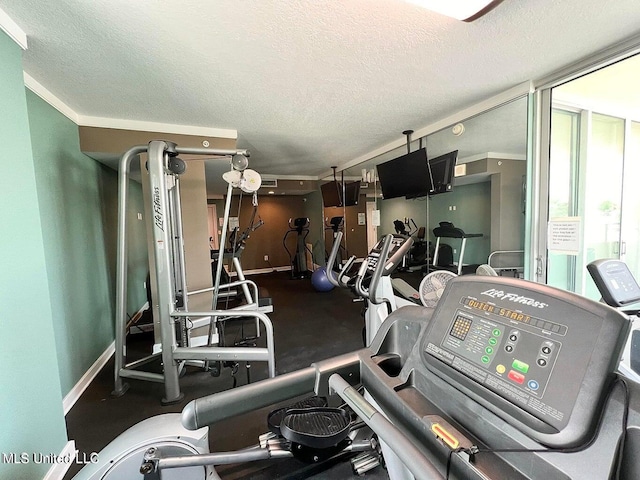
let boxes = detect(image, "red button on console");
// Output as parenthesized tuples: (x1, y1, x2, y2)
(508, 370, 525, 384)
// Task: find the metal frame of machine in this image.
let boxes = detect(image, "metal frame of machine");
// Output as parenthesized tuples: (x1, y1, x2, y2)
(112, 140, 275, 404)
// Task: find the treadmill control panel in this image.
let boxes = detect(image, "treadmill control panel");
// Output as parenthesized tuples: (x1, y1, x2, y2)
(421, 277, 629, 446)
(587, 258, 640, 307)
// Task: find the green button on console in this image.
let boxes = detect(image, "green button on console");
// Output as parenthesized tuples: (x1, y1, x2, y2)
(488, 337, 497, 346)
(485, 346, 494, 355)
(512, 359, 529, 373)
(492, 329, 501, 337)
(481, 355, 490, 364)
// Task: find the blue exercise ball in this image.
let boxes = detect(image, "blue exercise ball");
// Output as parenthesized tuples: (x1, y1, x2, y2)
(311, 267, 335, 292)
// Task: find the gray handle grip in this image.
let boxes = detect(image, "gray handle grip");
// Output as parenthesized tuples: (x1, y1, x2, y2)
(182, 367, 316, 430)
(325, 231, 344, 287)
(329, 374, 444, 480)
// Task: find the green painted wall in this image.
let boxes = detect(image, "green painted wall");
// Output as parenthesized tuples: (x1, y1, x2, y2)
(379, 196, 428, 236)
(0, 31, 68, 480)
(379, 183, 491, 266)
(26, 90, 148, 397)
(428, 182, 492, 265)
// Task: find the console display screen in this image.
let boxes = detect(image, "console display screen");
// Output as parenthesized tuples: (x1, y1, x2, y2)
(420, 276, 629, 447)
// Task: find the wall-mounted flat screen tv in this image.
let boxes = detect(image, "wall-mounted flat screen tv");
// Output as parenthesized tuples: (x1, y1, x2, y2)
(376, 148, 429, 200)
(321, 180, 342, 207)
(344, 181, 361, 206)
(427, 150, 458, 195)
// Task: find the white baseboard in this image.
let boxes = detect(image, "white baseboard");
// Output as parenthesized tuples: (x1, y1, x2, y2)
(63, 341, 115, 415)
(43, 440, 75, 480)
(62, 302, 149, 414)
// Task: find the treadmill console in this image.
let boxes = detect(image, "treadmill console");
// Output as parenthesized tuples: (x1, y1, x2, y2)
(587, 258, 640, 307)
(421, 276, 629, 447)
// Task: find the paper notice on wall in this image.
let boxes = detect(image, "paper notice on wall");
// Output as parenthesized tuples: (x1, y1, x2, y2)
(371, 210, 381, 227)
(358, 212, 366, 225)
(547, 217, 581, 255)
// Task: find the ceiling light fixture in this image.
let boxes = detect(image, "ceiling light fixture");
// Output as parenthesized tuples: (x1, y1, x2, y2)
(404, 0, 504, 21)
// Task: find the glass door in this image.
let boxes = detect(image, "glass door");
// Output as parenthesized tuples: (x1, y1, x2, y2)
(620, 121, 640, 277)
(546, 108, 580, 292)
(546, 108, 625, 299)
(580, 113, 625, 298)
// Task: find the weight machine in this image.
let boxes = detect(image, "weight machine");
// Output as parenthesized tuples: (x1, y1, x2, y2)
(112, 140, 275, 404)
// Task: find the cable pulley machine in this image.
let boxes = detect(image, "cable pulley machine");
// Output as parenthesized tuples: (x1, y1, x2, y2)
(112, 140, 275, 404)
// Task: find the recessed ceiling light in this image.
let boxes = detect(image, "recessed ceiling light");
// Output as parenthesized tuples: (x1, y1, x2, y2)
(268, 190, 275, 194)
(404, 0, 503, 21)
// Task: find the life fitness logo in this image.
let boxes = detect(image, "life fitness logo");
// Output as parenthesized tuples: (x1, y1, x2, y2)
(481, 289, 548, 309)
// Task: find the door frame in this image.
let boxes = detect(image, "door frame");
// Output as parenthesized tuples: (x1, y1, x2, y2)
(529, 39, 640, 284)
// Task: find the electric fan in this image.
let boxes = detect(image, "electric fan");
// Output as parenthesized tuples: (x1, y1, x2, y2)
(419, 270, 457, 308)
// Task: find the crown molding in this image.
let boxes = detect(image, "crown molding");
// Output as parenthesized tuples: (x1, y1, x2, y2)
(0, 7, 27, 50)
(24, 72, 79, 122)
(24, 72, 237, 139)
(331, 80, 533, 179)
(77, 115, 236, 139)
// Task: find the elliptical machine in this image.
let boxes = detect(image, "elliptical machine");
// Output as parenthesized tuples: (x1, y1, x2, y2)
(393, 218, 428, 272)
(283, 217, 312, 279)
(326, 231, 415, 345)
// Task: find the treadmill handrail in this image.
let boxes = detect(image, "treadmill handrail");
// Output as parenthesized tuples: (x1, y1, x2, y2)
(329, 374, 444, 480)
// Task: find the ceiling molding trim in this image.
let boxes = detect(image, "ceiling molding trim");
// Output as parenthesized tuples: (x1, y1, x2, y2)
(328, 80, 533, 178)
(25, 70, 238, 139)
(458, 152, 527, 164)
(77, 116, 237, 139)
(0, 7, 27, 50)
(24, 72, 79, 123)
(535, 33, 640, 91)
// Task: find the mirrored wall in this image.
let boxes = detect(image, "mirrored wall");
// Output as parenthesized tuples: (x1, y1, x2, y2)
(338, 96, 529, 272)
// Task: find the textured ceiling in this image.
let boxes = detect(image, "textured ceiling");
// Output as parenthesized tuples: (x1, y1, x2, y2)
(3, 0, 640, 179)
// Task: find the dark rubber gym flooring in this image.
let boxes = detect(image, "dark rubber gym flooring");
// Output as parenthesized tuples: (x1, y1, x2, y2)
(63, 270, 422, 479)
